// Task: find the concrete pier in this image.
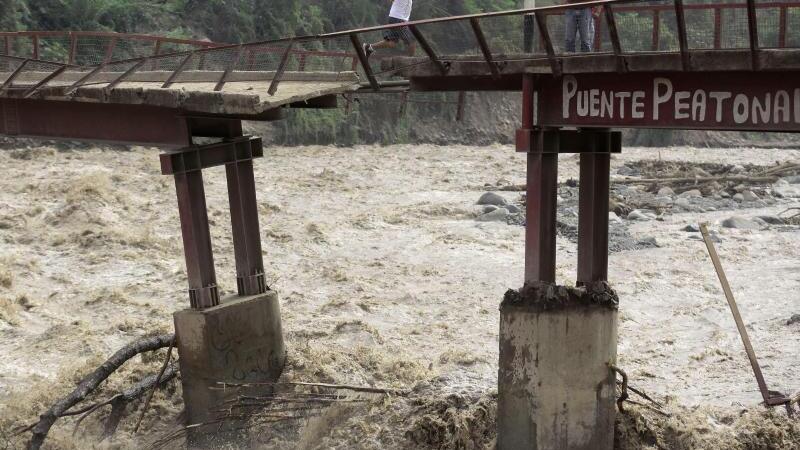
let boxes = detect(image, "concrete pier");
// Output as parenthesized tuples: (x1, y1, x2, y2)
(174, 291, 286, 447)
(497, 282, 619, 450)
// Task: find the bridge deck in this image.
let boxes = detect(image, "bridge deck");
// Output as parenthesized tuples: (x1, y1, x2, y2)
(0, 70, 359, 117)
(383, 48, 800, 90)
(0, 0, 799, 117)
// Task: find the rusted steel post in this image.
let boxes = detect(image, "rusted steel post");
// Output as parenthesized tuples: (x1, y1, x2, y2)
(593, 14, 602, 52)
(349, 33, 379, 91)
(151, 40, 162, 71)
(408, 25, 448, 75)
(521, 75, 557, 284)
(103, 37, 118, 63)
(174, 170, 220, 309)
(68, 33, 77, 65)
(674, 0, 691, 70)
(268, 41, 295, 96)
(246, 47, 256, 71)
(577, 144, 611, 284)
(470, 18, 500, 78)
(746, 0, 759, 69)
(652, 10, 660, 51)
(162, 52, 194, 88)
(603, 5, 624, 71)
(778, 6, 787, 49)
(214, 45, 244, 91)
(534, 13, 560, 77)
(31, 35, 39, 60)
(226, 158, 267, 296)
(223, 130, 268, 296)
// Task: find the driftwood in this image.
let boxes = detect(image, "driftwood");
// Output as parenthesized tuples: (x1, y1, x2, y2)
(133, 340, 175, 433)
(26, 333, 175, 450)
(70, 363, 179, 440)
(490, 161, 800, 193)
(612, 175, 779, 185)
(759, 161, 799, 176)
(214, 381, 403, 395)
(150, 382, 384, 450)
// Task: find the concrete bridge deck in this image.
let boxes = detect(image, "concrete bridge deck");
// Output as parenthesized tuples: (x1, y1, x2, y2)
(0, 69, 360, 117)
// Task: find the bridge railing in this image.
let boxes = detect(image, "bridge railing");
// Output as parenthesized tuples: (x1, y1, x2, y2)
(1, 0, 798, 98)
(0, 31, 221, 65)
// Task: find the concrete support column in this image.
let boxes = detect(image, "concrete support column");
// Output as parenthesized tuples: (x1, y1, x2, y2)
(504, 83, 621, 450)
(498, 283, 618, 450)
(175, 292, 286, 447)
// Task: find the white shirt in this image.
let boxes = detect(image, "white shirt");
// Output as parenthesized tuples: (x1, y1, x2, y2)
(389, 0, 412, 21)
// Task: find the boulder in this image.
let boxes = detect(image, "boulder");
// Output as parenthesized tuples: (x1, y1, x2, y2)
(627, 209, 657, 221)
(741, 190, 759, 202)
(678, 189, 702, 199)
(721, 216, 761, 229)
(477, 192, 507, 206)
(657, 186, 675, 196)
(674, 198, 691, 209)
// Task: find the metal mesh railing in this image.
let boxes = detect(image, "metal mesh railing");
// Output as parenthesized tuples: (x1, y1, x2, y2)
(0, 0, 798, 99)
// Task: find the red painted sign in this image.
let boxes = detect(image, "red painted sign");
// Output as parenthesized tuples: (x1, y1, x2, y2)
(535, 73, 800, 132)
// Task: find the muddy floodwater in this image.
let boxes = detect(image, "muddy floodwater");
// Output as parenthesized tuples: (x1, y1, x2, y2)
(0, 142, 798, 448)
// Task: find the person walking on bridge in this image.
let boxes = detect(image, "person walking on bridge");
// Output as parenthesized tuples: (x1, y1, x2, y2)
(564, 1, 596, 52)
(363, 0, 417, 58)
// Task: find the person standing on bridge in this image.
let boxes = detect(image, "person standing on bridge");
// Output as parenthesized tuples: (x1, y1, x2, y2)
(564, 2, 597, 53)
(363, 0, 417, 58)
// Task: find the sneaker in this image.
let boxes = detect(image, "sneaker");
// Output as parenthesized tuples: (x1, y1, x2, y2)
(362, 43, 374, 58)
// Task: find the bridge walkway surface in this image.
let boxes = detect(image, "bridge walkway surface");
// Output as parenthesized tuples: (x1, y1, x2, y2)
(5, 1, 800, 449)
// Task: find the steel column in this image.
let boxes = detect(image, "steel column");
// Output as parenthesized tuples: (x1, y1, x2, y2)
(520, 75, 558, 284)
(778, 7, 787, 48)
(746, 0, 760, 70)
(674, 0, 691, 70)
(525, 152, 558, 284)
(226, 157, 267, 296)
(188, 119, 268, 297)
(652, 10, 660, 51)
(577, 150, 611, 284)
(174, 170, 220, 309)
